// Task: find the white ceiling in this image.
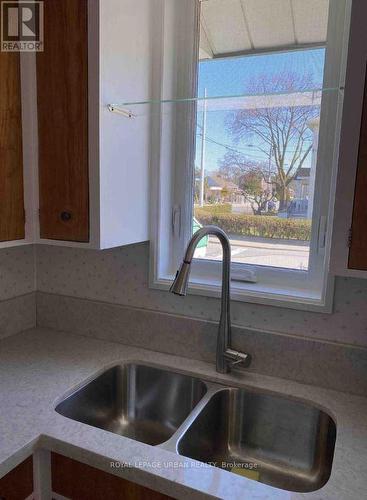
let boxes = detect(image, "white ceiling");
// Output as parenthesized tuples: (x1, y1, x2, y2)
(199, 0, 329, 59)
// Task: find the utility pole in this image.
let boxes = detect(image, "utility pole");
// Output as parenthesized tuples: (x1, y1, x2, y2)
(199, 88, 207, 207)
(266, 145, 273, 212)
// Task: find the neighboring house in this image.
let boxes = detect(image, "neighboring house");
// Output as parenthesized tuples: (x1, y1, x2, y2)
(286, 118, 320, 219)
(288, 167, 311, 218)
(205, 174, 242, 203)
(291, 167, 310, 200)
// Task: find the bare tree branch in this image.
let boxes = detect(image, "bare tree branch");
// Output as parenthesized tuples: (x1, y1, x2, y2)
(225, 71, 318, 210)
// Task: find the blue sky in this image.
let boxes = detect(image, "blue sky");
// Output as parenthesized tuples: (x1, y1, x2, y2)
(195, 48, 326, 172)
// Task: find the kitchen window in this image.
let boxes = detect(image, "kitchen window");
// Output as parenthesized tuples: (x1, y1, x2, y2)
(149, 0, 351, 310)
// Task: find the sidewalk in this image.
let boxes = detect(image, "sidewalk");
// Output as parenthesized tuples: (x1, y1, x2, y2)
(197, 235, 310, 270)
(227, 234, 310, 251)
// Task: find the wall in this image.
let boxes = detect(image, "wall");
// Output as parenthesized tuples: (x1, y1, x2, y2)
(35, 243, 367, 395)
(0, 246, 36, 339)
(36, 242, 367, 347)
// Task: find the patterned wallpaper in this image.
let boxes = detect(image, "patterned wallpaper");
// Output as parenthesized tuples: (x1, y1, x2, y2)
(0, 246, 35, 300)
(36, 243, 367, 348)
(0, 245, 36, 338)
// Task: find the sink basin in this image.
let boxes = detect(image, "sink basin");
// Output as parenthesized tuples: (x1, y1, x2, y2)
(56, 364, 336, 492)
(177, 388, 336, 493)
(55, 364, 207, 445)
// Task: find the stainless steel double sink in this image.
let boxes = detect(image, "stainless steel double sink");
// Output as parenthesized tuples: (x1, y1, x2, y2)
(55, 363, 336, 493)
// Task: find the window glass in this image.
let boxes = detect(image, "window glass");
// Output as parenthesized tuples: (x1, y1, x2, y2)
(193, 0, 329, 271)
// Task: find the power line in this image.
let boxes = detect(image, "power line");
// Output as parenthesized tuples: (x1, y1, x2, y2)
(196, 123, 312, 156)
(196, 130, 312, 161)
(196, 132, 266, 160)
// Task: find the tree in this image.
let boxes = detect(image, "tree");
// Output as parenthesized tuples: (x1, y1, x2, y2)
(219, 151, 267, 185)
(240, 168, 276, 215)
(227, 72, 318, 211)
(219, 151, 276, 215)
(219, 151, 276, 214)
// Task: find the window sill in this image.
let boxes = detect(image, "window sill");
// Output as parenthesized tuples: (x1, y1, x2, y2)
(150, 273, 334, 313)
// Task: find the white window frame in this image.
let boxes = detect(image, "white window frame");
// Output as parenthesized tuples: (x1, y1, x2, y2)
(149, 0, 352, 312)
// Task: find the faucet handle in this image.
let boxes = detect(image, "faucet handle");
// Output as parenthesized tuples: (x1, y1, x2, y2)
(224, 349, 252, 368)
(231, 357, 246, 367)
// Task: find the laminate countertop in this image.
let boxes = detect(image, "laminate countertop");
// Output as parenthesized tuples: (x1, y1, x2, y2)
(0, 327, 366, 499)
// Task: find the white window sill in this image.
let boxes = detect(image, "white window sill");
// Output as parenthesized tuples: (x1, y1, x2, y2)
(150, 273, 334, 313)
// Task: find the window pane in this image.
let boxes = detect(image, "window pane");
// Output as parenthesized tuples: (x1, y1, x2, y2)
(193, 0, 329, 270)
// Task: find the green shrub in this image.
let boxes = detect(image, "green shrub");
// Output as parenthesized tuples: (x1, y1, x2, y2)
(195, 204, 232, 215)
(194, 210, 311, 241)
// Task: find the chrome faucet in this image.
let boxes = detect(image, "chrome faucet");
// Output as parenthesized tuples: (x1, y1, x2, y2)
(170, 225, 251, 374)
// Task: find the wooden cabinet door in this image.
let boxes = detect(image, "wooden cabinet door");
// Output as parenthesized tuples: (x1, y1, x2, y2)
(37, 0, 89, 242)
(0, 457, 33, 500)
(349, 65, 367, 269)
(0, 51, 25, 242)
(51, 453, 174, 500)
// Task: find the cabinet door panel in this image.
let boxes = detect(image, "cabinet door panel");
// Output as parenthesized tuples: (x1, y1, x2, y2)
(37, 0, 89, 242)
(0, 457, 33, 499)
(0, 51, 25, 242)
(52, 453, 173, 500)
(349, 65, 367, 269)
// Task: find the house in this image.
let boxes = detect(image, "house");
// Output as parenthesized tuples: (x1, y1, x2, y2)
(291, 167, 311, 201)
(205, 174, 243, 203)
(288, 167, 311, 218)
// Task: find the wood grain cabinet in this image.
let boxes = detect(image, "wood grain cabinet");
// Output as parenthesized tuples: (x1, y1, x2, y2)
(34, 0, 151, 248)
(0, 454, 172, 500)
(0, 0, 152, 249)
(0, 51, 25, 243)
(348, 66, 367, 270)
(1, 0, 152, 249)
(51, 453, 173, 500)
(330, 2, 367, 277)
(37, 0, 89, 243)
(0, 457, 33, 500)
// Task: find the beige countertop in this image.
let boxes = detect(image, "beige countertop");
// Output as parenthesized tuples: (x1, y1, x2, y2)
(0, 327, 366, 500)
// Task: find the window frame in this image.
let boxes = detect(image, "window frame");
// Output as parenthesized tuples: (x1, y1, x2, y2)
(149, 0, 352, 312)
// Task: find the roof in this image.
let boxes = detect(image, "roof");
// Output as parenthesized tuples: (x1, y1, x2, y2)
(295, 167, 311, 179)
(199, 0, 329, 60)
(206, 174, 241, 191)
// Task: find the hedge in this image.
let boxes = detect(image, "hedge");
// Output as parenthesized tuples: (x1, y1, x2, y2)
(195, 210, 311, 241)
(196, 204, 232, 215)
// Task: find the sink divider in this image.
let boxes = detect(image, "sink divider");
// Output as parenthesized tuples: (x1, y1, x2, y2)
(158, 381, 227, 454)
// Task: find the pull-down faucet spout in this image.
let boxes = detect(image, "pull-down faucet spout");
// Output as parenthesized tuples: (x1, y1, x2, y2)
(170, 225, 251, 374)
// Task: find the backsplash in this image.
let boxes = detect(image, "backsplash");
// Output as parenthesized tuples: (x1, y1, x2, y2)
(0, 246, 35, 300)
(36, 243, 367, 347)
(0, 246, 36, 339)
(36, 292, 367, 396)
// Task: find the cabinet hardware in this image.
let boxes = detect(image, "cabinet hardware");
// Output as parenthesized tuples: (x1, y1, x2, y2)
(60, 211, 72, 222)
